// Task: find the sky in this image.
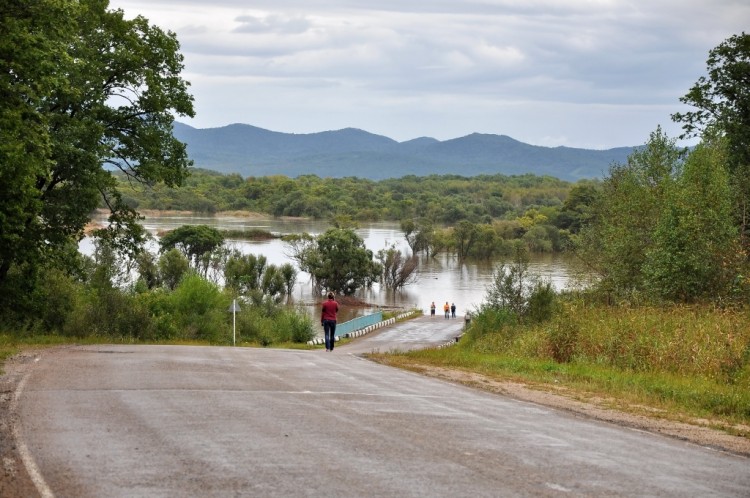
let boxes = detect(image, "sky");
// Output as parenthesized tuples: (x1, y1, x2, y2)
(109, 0, 748, 149)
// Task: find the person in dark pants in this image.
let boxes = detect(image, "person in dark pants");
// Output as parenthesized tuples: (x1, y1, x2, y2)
(451, 303, 456, 318)
(321, 292, 339, 352)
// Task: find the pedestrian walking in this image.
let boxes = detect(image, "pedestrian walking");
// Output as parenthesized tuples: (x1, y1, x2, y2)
(321, 292, 339, 351)
(451, 303, 456, 318)
(430, 301, 436, 317)
(444, 301, 450, 318)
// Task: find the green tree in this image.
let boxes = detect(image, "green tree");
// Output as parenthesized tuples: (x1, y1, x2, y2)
(224, 252, 267, 294)
(279, 263, 297, 296)
(289, 229, 381, 295)
(452, 220, 479, 260)
(159, 225, 224, 275)
(578, 128, 683, 294)
(260, 266, 286, 301)
(0, 0, 193, 288)
(556, 182, 600, 233)
(136, 251, 160, 290)
(469, 224, 503, 260)
(479, 242, 553, 322)
(283, 233, 319, 285)
(158, 248, 189, 290)
(672, 32, 750, 246)
(224, 252, 296, 301)
(643, 137, 740, 301)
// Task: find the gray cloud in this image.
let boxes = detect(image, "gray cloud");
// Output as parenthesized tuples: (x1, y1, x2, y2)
(233, 14, 312, 34)
(110, 0, 749, 148)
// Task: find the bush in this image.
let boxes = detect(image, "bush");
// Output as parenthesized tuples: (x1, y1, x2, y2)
(32, 268, 82, 332)
(526, 281, 556, 323)
(170, 274, 228, 342)
(235, 304, 313, 345)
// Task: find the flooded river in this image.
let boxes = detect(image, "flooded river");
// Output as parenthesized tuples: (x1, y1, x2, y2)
(83, 212, 584, 320)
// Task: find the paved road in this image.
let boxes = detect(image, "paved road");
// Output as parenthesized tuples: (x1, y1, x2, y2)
(339, 314, 466, 354)
(15, 319, 750, 497)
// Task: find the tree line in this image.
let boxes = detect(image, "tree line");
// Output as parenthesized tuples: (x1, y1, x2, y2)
(118, 170, 598, 257)
(1, 0, 748, 343)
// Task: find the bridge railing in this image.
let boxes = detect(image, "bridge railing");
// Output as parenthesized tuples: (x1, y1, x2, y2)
(307, 309, 422, 346)
(334, 311, 383, 337)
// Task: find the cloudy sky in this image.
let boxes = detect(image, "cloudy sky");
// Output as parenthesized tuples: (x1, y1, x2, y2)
(109, 0, 748, 149)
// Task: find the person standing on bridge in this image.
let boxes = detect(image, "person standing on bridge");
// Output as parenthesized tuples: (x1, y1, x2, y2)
(321, 292, 339, 352)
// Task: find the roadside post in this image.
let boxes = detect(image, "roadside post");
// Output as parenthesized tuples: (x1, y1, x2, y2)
(228, 299, 241, 346)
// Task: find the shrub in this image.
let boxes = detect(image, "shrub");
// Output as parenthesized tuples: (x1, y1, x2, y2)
(525, 281, 556, 323)
(170, 274, 228, 342)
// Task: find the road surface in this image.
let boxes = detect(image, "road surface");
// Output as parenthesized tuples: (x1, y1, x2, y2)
(13, 317, 750, 497)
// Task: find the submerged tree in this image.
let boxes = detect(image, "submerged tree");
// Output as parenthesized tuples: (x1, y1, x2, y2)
(376, 245, 419, 290)
(401, 219, 436, 257)
(159, 225, 224, 276)
(285, 229, 381, 296)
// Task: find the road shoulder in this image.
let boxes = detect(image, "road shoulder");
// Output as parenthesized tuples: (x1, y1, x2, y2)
(1, 349, 44, 498)
(370, 358, 750, 457)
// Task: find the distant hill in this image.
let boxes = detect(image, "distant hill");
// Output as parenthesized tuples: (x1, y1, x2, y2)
(172, 122, 637, 181)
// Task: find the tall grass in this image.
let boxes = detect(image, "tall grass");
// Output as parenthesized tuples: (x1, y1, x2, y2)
(398, 298, 750, 425)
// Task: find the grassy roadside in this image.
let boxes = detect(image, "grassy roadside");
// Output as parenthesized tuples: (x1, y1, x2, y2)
(0, 309, 422, 373)
(370, 302, 750, 438)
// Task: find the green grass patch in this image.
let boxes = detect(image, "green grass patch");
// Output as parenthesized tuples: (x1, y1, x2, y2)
(375, 301, 750, 430)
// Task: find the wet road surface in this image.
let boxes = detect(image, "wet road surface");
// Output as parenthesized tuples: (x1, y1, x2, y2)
(15, 318, 750, 497)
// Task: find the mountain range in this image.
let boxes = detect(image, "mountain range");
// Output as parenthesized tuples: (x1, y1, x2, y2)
(172, 122, 637, 182)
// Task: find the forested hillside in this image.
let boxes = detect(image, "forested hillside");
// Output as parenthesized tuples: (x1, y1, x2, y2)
(172, 123, 636, 181)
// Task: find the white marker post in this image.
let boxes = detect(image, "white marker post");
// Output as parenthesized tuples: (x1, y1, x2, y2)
(228, 299, 241, 346)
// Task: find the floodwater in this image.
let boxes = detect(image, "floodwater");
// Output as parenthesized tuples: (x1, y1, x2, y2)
(82, 212, 586, 321)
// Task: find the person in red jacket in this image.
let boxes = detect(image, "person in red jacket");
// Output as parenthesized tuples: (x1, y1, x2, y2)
(321, 292, 339, 352)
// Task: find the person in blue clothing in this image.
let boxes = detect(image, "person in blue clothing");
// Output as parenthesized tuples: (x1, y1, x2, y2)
(451, 303, 456, 318)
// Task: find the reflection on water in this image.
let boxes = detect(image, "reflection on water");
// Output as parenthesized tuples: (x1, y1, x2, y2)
(83, 212, 583, 321)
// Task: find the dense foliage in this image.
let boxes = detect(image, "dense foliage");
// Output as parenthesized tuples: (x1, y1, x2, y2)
(118, 170, 575, 222)
(285, 229, 381, 296)
(0, 1, 314, 343)
(118, 170, 591, 259)
(0, 0, 193, 311)
(447, 34, 750, 428)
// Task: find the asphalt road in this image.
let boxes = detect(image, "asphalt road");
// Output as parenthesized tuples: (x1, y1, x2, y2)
(15, 318, 750, 497)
